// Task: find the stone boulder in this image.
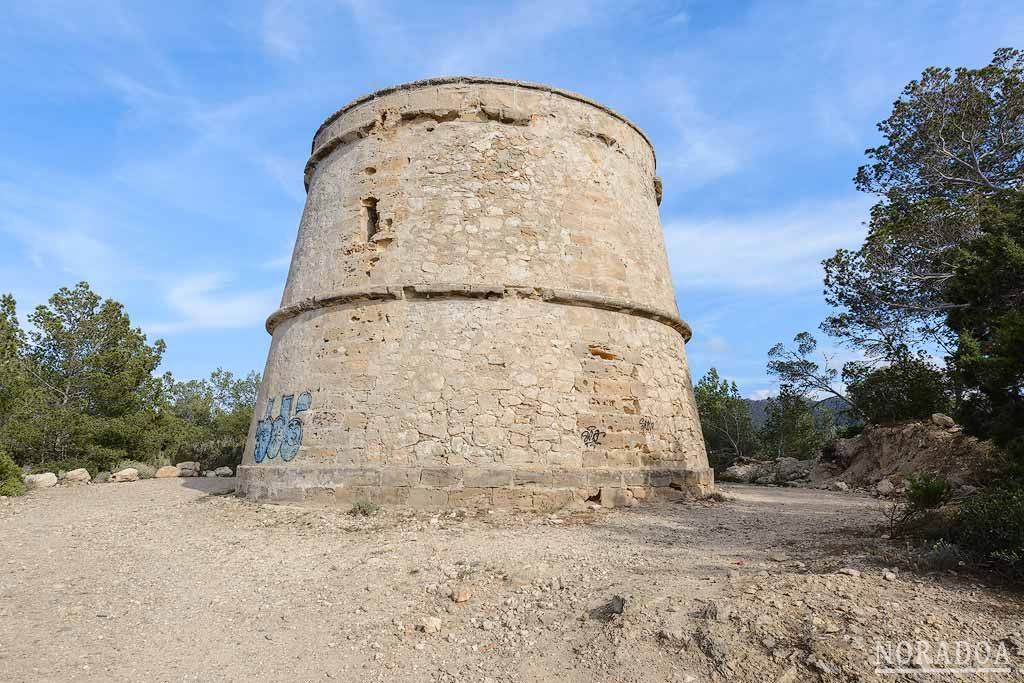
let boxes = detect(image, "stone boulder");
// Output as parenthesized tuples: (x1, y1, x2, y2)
(24, 472, 58, 489)
(931, 413, 956, 429)
(720, 458, 766, 483)
(721, 457, 813, 485)
(213, 466, 234, 477)
(63, 468, 91, 484)
(111, 468, 139, 483)
(176, 461, 201, 477)
(154, 466, 179, 478)
(876, 478, 896, 496)
(776, 457, 814, 482)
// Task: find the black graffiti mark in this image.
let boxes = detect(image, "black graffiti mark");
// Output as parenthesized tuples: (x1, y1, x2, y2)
(639, 417, 655, 432)
(581, 426, 606, 447)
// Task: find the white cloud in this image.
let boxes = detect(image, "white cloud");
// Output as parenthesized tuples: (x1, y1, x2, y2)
(261, 0, 312, 60)
(646, 76, 752, 186)
(147, 273, 280, 335)
(664, 195, 872, 292)
(427, 0, 603, 75)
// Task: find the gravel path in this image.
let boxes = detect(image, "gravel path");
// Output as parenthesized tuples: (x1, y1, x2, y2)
(1, 480, 1021, 682)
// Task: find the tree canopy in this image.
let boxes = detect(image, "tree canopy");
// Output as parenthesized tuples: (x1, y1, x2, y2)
(693, 368, 759, 468)
(0, 282, 259, 475)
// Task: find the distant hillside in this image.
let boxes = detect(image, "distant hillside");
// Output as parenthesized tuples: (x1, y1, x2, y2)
(745, 396, 859, 430)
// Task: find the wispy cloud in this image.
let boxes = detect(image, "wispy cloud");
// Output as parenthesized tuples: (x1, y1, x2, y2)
(664, 196, 872, 292)
(655, 77, 752, 186)
(261, 0, 312, 61)
(147, 274, 279, 335)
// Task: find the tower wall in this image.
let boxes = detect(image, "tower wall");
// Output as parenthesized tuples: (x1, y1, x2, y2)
(238, 77, 712, 510)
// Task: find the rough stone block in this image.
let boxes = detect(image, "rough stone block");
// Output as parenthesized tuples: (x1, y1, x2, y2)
(382, 467, 420, 487)
(448, 487, 492, 509)
(407, 487, 448, 509)
(463, 467, 513, 488)
(599, 487, 636, 508)
(531, 489, 573, 512)
(420, 467, 463, 488)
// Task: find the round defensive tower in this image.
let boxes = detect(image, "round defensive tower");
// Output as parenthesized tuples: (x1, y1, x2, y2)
(237, 77, 713, 510)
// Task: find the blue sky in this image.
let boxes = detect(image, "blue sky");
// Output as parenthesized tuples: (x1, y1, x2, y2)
(1, 1, 1021, 397)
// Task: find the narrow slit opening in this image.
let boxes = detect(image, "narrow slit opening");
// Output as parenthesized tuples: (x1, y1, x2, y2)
(362, 197, 379, 241)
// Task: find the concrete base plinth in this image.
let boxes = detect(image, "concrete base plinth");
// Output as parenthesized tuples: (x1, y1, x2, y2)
(236, 465, 714, 511)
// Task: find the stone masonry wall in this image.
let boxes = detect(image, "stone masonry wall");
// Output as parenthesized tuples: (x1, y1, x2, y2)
(238, 77, 712, 509)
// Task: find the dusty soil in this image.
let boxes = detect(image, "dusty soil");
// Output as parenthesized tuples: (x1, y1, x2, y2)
(1, 480, 1021, 682)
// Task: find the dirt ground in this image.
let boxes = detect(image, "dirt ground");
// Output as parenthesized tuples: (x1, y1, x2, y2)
(1, 480, 1021, 682)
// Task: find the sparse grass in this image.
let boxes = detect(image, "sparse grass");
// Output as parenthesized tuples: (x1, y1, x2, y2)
(349, 498, 380, 516)
(703, 490, 730, 503)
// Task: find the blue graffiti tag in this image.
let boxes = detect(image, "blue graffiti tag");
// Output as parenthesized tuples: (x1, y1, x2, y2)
(254, 390, 312, 463)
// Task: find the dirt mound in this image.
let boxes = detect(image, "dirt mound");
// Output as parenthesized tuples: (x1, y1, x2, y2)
(813, 418, 1006, 491)
(721, 417, 1007, 496)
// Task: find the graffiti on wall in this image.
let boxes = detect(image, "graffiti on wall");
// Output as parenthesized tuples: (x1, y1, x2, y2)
(581, 426, 606, 448)
(254, 390, 312, 463)
(639, 417, 655, 432)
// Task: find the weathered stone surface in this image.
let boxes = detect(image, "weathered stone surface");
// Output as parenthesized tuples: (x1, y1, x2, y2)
(63, 468, 91, 484)
(236, 77, 712, 510)
(876, 478, 895, 496)
(176, 462, 200, 477)
(154, 466, 179, 478)
(599, 487, 636, 509)
(25, 473, 57, 489)
(111, 468, 139, 483)
(213, 466, 233, 477)
(931, 413, 956, 428)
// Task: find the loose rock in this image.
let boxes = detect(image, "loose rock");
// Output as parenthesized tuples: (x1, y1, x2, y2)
(176, 462, 201, 477)
(63, 469, 91, 484)
(418, 616, 442, 633)
(111, 468, 139, 483)
(24, 473, 58, 489)
(154, 466, 179, 478)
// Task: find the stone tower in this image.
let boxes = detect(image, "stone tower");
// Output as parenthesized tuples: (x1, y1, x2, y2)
(237, 77, 712, 510)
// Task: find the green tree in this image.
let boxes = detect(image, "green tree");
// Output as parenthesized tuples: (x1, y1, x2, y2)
(2, 282, 166, 468)
(823, 48, 1024, 359)
(767, 332, 859, 418)
(759, 386, 826, 460)
(844, 352, 950, 424)
(693, 368, 759, 468)
(946, 190, 1024, 463)
(163, 368, 261, 469)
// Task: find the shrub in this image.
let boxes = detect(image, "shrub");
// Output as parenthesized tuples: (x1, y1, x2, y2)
(905, 472, 949, 511)
(115, 460, 157, 479)
(955, 486, 1024, 578)
(886, 471, 949, 537)
(845, 357, 949, 424)
(349, 498, 380, 516)
(834, 422, 865, 440)
(0, 447, 25, 497)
